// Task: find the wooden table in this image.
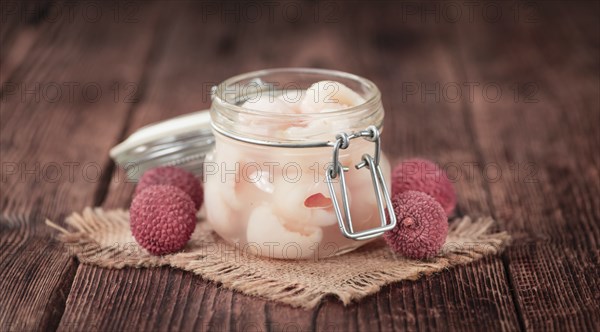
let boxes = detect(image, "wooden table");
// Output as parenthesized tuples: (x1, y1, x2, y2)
(1, 1, 598, 331)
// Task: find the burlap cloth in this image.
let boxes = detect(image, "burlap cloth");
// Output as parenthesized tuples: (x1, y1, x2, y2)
(47, 208, 510, 309)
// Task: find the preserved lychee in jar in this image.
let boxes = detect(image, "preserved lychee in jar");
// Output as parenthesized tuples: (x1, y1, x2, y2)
(204, 68, 395, 259)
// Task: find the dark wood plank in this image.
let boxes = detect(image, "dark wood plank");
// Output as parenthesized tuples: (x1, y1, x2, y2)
(0, 2, 162, 330)
(0, 0, 50, 85)
(307, 3, 523, 331)
(59, 2, 319, 330)
(453, 1, 600, 330)
(47, 1, 599, 331)
(58, 2, 523, 332)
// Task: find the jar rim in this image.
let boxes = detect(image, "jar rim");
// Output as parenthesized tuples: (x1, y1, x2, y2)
(211, 67, 381, 118)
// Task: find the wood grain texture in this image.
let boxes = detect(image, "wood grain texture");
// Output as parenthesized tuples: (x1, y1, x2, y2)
(0, 0, 49, 85)
(310, 3, 521, 331)
(0, 2, 161, 330)
(453, 1, 600, 330)
(58, 2, 522, 331)
(58, 3, 319, 330)
(1, 0, 598, 331)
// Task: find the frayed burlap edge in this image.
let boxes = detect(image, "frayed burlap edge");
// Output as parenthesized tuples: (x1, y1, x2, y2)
(46, 207, 510, 309)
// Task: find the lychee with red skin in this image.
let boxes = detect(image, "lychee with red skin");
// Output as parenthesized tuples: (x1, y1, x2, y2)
(384, 191, 448, 260)
(130, 185, 197, 255)
(136, 166, 203, 210)
(391, 158, 456, 215)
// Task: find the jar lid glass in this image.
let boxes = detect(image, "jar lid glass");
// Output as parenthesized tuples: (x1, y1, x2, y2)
(109, 110, 214, 180)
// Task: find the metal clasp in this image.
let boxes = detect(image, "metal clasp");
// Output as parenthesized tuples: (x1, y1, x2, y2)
(325, 126, 397, 240)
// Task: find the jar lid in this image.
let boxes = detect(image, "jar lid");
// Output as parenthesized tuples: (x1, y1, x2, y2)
(109, 110, 214, 181)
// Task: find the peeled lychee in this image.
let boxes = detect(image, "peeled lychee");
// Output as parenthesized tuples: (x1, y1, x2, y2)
(136, 166, 203, 210)
(384, 191, 448, 259)
(130, 185, 197, 255)
(391, 158, 456, 215)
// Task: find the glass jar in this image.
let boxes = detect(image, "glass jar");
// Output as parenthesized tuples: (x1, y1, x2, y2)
(204, 68, 395, 259)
